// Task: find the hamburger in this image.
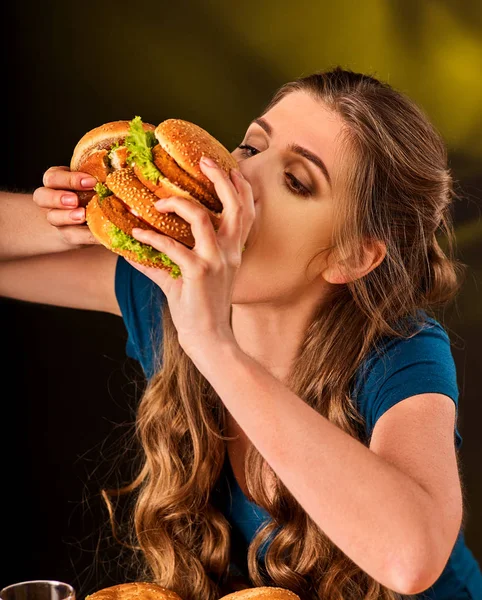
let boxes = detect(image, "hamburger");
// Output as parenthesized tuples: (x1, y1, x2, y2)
(218, 587, 301, 599)
(70, 119, 156, 205)
(71, 117, 240, 279)
(85, 582, 301, 600)
(85, 583, 182, 600)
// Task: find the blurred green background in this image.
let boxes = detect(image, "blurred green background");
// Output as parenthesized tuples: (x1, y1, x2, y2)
(2, 0, 481, 592)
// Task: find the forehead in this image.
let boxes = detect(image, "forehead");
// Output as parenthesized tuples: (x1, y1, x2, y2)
(261, 90, 345, 170)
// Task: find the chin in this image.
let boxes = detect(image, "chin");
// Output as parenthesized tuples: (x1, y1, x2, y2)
(231, 264, 271, 305)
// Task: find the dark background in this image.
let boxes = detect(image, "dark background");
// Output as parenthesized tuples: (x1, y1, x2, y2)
(1, 0, 481, 596)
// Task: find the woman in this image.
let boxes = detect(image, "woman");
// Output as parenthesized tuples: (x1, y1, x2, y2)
(2, 67, 481, 599)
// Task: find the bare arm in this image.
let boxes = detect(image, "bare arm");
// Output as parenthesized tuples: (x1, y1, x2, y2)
(0, 167, 99, 261)
(0, 190, 84, 260)
(0, 245, 121, 316)
(188, 342, 458, 595)
(0, 167, 126, 314)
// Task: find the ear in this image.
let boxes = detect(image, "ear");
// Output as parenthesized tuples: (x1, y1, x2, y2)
(322, 239, 387, 285)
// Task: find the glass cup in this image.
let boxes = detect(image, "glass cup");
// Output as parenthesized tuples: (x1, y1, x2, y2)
(0, 581, 75, 600)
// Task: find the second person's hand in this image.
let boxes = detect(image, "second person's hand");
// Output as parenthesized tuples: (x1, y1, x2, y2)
(33, 165, 101, 247)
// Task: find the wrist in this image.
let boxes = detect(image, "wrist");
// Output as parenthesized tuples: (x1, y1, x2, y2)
(180, 329, 239, 365)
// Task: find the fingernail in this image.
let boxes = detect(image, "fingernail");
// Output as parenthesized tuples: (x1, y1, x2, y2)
(81, 177, 97, 188)
(61, 194, 77, 207)
(70, 208, 84, 221)
(200, 156, 216, 167)
(231, 168, 244, 178)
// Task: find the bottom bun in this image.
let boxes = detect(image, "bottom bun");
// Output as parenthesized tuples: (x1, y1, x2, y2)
(220, 587, 301, 600)
(85, 583, 300, 600)
(85, 582, 182, 600)
(86, 195, 182, 278)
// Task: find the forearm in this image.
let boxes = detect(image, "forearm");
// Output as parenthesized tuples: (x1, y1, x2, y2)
(0, 191, 75, 260)
(190, 339, 436, 594)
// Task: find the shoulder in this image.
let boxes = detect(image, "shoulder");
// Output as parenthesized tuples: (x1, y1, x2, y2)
(351, 310, 461, 445)
(354, 310, 457, 393)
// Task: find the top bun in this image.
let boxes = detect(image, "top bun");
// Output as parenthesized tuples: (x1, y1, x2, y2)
(70, 120, 155, 172)
(85, 583, 300, 600)
(154, 119, 239, 200)
(219, 587, 301, 600)
(85, 583, 182, 600)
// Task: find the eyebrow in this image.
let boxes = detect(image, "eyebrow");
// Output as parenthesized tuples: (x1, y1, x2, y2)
(250, 117, 332, 188)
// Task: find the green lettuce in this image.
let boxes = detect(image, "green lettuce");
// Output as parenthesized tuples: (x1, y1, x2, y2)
(94, 182, 113, 206)
(108, 224, 182, 279)
(125, 116, 161, 183)
(94, 182, 112, 199)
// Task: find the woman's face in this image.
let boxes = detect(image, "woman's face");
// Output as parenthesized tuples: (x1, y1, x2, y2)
(230, 90, 346, 305)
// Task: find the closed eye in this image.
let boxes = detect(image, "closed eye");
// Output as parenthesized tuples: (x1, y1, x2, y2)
(237, 144, 313, 198)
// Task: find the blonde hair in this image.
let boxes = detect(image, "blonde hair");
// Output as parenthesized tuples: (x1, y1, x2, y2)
(103, 67, 467, 599)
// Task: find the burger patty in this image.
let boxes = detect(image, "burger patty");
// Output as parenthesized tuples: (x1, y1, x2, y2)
(77, 189, 96, 205)
(105, 167, 198, 249)
(98, 194, 155, 236)
(110, 146, 129, 170)
(152, 144, 222, 213)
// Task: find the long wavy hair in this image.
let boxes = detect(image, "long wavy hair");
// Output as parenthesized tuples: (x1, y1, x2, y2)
(103, 67, 467, 600)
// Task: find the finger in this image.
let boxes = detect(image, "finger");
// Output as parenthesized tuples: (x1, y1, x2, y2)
(124, 258, 181, 292)
(33, 186, 79, 209)
(154, 196, 220, 261)
(199, 158, 241, 217)
(56, 225, 99, 246)
(42, 166, 98, 191)
(199, 159, 247, 246)
(131, 227, 204, 280)
(46, 207, 86, 227)
(228, 168, 256, 244)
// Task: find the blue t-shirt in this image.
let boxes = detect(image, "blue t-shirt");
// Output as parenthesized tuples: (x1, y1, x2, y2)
(115, 255, 482, 599)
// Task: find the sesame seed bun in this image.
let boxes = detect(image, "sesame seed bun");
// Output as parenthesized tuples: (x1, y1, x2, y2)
(105, 167, 221, 249)
(84, 582, 300, 600)
(217, 587, 301, 600)
(70, 120, 156, 180)
(98, 193, 154, 237)
(85, 582, 182, 600)
(154, 119, 238, 208)
(85, 194, 181, 275)
(73, 117, 239, 277)
(133, 145, 222, 215)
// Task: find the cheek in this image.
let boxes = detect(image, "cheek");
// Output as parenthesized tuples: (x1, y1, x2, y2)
(234, 203, 334, 288)
(232, 237, 313, 303)
(255, 207, 307, 257)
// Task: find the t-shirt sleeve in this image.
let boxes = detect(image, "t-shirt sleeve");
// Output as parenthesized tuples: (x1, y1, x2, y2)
(114, 255, 166, 380)
(354, 319, 462, 450)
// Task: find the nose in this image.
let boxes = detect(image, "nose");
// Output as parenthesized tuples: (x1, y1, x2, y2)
(231, 152, 258, 205)
(235, 166, 257, 204)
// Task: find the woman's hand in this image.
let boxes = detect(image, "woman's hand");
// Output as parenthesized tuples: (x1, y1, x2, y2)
(33, 166, 100, 247)
(125, 156, 255, 356)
